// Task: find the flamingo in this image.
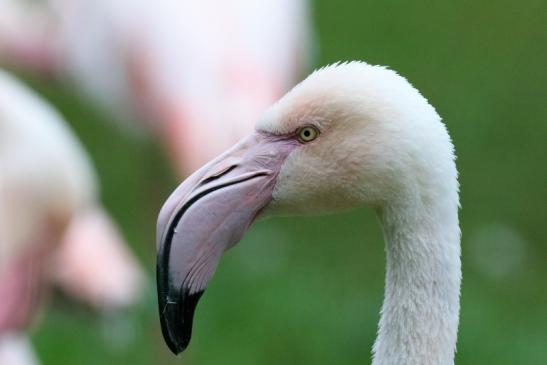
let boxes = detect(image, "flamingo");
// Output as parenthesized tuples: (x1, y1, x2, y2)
(156, 61, 461, 365)
(0, 69, 144, 364)
(0, 0, 313, 176)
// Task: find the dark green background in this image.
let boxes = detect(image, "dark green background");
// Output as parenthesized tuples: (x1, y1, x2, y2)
(15, 0, 547, 364)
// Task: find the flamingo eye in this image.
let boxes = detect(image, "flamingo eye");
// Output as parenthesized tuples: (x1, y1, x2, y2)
(297, 126, 319, 143)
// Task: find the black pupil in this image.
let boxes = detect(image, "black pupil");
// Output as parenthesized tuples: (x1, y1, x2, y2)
(303, 129, 311, 137)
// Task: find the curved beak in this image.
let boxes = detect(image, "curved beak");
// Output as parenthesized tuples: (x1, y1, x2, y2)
(156, 132, 296, 354)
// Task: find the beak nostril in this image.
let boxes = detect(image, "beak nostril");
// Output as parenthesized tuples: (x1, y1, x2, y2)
(199, 164, 237, 186)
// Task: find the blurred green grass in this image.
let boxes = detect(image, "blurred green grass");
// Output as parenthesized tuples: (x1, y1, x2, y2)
(16, 0, 547, 364)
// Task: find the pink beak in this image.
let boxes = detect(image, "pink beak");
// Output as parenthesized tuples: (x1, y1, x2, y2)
(156, 132, 298, 354)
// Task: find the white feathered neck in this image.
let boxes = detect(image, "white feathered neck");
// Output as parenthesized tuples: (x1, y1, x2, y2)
(259, 61, 461, 365)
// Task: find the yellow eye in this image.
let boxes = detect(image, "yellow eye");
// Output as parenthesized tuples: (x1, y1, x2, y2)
(297, 126, 319, 143)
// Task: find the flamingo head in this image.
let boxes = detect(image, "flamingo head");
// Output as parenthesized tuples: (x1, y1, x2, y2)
(156, 61, 457, 354)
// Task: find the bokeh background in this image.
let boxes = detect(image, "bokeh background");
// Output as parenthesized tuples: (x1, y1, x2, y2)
(5, 0, 546, 364)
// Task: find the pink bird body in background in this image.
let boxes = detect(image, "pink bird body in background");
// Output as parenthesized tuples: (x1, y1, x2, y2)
(0, 0, 313, 176)
(0, 69, 144, 365)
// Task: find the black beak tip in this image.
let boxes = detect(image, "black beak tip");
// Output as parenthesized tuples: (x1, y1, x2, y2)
(163, 325, 189, 355)
(158, 288, 205, 355)
(160, 307, 189, 355)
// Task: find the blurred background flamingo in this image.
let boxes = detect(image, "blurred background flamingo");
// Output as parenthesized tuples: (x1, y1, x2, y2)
(0, 0, 314, 176)
(0, 69, 144, 365)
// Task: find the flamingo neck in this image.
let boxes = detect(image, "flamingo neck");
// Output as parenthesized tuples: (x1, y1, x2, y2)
(372, 198, 461, 365)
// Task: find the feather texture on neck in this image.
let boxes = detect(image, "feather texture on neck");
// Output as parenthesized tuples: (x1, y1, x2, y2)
(373, 191, 461, 365)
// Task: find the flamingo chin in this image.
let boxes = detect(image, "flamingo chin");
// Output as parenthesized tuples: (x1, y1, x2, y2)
(156, 61, 461, 365)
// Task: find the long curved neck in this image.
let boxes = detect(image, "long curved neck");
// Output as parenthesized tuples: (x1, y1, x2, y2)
(372, 198, 461, 365)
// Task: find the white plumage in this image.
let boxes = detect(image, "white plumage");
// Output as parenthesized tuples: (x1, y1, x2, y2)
(261, 62, 461, 365)
(156, 61, 461, 364)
